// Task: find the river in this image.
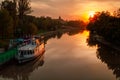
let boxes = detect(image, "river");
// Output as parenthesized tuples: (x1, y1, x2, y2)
(0, 30, 119, 80)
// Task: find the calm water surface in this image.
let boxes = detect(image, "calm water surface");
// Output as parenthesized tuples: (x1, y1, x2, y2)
(0, 31, 117, 80)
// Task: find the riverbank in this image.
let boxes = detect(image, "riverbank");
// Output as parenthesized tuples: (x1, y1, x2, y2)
(0, 28, 82, 51)
(35, 28, 82, 39)
(93, 34, 120, 52)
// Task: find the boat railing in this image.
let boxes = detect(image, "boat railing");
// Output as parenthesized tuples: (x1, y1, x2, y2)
(17, 38, 36, 48)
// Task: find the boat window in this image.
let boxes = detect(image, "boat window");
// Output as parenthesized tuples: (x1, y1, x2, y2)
(28, 50, 31, 54)
(25, 50, 27, 55)
(25, 50, 28, 55)
(28, 50, 29, 54)
(18, 50, 21, 53)
(23, 50, 25, 55)
(20, 51, 24, 57)
(21, 51, 23, 54)
(30, 50, 32, 54)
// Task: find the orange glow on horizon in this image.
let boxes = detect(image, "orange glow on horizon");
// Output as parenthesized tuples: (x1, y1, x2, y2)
(88, 11, 95, 18)
(31, 0, 120, 23)
(82, 30, 89, 37)
(79, 11, 95, 22)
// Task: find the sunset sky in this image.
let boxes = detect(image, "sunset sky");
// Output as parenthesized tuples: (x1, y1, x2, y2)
(31, 0, 120, 21)
(0, 0, 120, 21)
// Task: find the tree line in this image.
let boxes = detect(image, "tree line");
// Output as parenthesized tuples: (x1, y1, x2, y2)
(87, 9, 120, 46)
(0, 0, 85, 39)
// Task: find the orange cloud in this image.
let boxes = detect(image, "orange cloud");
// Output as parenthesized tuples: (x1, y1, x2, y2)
(30, 0, 120, 21)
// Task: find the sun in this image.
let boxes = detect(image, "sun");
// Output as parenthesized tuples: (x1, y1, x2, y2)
(89, 11, 95, 18)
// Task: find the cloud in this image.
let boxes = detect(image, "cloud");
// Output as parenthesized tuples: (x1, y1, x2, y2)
(31, 0, 79, 19)
(1, 0, 119, 20)
(31, 0, 120, 20)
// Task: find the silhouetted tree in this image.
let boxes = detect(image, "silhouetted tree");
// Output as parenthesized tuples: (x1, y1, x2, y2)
(87, 32, 120, 79)
(87, 10, 120, 46)
(18, 0, 31, 20)
(0, 9, 13, 39)
(67, 20, 86, 29)
(113, 8, 120, 18)
(1, 0, 18, 37)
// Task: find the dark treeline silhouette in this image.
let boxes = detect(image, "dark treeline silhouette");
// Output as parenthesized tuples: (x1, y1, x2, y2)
(0, 0, 85, 39)
(87, 33, 120, 79)
(87, 10, 120, 78)
(0, 0, 85, 48)
(87, 9, 120, 46)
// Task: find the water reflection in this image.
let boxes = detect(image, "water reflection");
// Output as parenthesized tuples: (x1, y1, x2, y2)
(0, 54, 44, 80)
(87, 32, 120, 79)
(0, 30, 83, 80)
(0, 39, 45, 80)
(67, 29, 84, 36)
(40, 29, 83, 44)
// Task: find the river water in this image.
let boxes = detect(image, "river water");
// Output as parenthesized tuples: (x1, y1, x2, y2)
(0, 30, 118, 80)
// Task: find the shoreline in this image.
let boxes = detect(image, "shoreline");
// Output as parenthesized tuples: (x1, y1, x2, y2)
(0, 28, 82, 51)
(35, 28, 82, 39)
(93, 34, 120, 52)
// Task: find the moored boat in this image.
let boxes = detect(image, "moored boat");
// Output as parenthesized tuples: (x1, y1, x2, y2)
(15, 38, 45, 63)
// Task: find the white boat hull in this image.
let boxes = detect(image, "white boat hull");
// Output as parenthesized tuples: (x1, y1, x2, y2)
(15, 39, 45, 63)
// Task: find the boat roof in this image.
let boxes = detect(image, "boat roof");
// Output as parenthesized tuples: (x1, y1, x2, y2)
(18, 44, 36, 51)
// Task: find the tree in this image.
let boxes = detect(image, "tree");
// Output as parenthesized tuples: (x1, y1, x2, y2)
(0, 9, 13, 39)
(67, 20, 85, 29)
(1, 0, 32, 22)
(87, 10, 120, 46)
(18, 0, 31, 20)
(1, 0, 18, 37)
(113, 8, 120, 18)
(27, 23, 38, 34)
(21, 22, 38, 35)
(1, 0, 17, 18)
